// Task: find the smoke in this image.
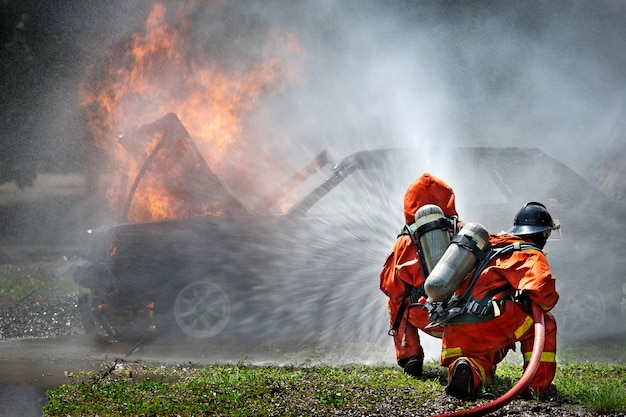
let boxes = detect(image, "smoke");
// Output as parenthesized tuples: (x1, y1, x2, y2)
(19, 0, 626, 185)
(252, 1, 626, 176)
(9, 0, 626, 366)
(37, 1, 626, 185)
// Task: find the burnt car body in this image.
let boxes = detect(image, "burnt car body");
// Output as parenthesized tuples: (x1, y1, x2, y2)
(75, 145, 626, 345)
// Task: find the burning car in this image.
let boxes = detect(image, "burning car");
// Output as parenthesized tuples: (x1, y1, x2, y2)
(74, 114, 399, 345)
(74, 115, 626, 345)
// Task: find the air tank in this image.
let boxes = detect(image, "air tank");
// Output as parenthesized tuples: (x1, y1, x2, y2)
(424, 222, 490, 302)
(414, 204, 451, 275)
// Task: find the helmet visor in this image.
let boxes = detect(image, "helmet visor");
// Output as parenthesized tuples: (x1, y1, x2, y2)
(548, 219, 561, 241)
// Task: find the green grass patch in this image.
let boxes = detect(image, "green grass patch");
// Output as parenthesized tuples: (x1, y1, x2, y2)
(0, 266, 80, 303)
(555, 362, 626, 413)
(487, 362, 626, 413)
(43, 361, 626, 417)
(44, 363, 444, 417)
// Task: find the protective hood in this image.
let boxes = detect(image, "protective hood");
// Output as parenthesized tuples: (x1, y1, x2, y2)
(403, 173, 458, 224)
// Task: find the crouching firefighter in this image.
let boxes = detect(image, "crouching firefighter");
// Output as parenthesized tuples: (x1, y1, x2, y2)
(426, 202, 560, 399)
(379, 173, 462, 377)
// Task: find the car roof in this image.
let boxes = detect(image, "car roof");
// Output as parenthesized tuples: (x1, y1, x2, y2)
(287, 146, 604, 215)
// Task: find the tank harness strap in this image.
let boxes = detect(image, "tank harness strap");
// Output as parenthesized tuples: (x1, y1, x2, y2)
(415, 217, 452, 237)
(402, 223, 431, 279)
(446, 286, 510, 324)
(388, 283, 413, 337)
(392, 284, 428, 345)
(450, 233, 487, 261)
(397, 222, 417, 238)
(388, 222, 430, 337)
(388, 285, 428, 337)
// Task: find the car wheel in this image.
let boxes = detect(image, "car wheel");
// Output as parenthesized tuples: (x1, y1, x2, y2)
(168, 280, 232, 340)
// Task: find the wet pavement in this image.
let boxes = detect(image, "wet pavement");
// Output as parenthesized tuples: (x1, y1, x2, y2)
(0, 336, 107, 417)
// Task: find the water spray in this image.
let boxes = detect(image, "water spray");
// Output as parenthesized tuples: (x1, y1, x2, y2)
(431, 302, 546, 417)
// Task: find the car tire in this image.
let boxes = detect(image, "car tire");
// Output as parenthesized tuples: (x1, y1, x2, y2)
(155, 280, 232, 341)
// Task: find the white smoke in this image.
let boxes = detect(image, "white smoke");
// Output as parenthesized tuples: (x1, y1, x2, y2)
(15, 0, 626, 365)
(246, 1, 626, 177)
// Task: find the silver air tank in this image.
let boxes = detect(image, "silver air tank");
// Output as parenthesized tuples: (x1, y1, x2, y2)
(424, 222, 490, 302)
(414, 204, 451, 276)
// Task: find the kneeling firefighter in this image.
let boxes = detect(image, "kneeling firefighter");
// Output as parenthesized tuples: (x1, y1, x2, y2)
(426, 202, 560, 399)
(379, 173, 462, 377)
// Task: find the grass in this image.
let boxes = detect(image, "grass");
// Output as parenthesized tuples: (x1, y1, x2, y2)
(0, 265, 81, 307)
(44, 363, 444, 416)
(1, 265, 625, 416)
(42, 359, 626, 417)
(556, 362, 626, 413)
(491, 360, 626, 413)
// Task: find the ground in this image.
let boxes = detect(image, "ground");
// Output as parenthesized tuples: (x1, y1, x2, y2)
(0, 255, 622, 416)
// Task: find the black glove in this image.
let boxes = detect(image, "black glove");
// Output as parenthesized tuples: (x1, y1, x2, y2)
(409, 286, 426, 306)
(514, 290, 532, 314)
(399, 355, 423, 377)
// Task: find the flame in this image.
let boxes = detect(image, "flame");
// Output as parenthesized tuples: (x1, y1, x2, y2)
(80, 1, 303, 222)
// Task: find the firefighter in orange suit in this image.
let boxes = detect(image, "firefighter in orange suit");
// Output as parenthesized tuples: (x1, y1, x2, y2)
(379, 173, 460, 377)
(440, 202, 559, 399)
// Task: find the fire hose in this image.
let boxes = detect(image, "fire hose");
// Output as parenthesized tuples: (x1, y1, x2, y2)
(431, 302, 546, 417)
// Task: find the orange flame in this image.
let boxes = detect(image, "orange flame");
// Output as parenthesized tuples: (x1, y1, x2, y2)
(80, 1, 303, 222)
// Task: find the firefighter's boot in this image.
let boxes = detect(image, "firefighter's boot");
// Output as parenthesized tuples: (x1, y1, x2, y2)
(445, 358, 475, 398)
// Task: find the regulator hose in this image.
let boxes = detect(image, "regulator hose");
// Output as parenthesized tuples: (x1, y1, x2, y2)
(432, 302, 546, 417)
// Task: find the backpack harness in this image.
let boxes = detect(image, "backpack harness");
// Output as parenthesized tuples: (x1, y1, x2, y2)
(388, 219, 452, 340)
(426, 241, 545, 328)
(388, 223, 544, 340)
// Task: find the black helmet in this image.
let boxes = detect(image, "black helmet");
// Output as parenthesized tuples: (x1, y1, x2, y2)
(507, 202, 554, 236)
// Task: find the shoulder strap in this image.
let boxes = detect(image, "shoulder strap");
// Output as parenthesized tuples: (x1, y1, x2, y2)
(397, 222, 417, 238)
(388, 223, 427, 336)
(403, 223, 431, 281)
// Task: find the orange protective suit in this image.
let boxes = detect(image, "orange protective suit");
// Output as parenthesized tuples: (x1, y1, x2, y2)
(440, 233, 559, 396)
(379, 173, 459, 370)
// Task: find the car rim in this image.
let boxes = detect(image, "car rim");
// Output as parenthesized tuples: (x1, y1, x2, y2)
(173, 281, 231, 339)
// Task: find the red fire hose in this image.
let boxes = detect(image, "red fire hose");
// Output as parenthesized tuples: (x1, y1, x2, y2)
(432, 303, 546, 417)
